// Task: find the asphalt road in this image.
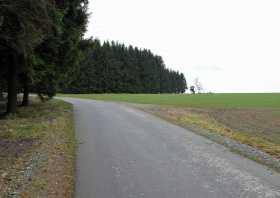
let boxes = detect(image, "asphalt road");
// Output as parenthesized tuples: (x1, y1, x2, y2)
(62, 98, 280, 198)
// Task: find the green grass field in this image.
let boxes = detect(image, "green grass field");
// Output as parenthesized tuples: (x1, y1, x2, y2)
(61, 93, 280, 108)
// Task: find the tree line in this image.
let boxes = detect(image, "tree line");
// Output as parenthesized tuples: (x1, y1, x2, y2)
(0, 0, 187, 115)
(59, 39, 187, 94)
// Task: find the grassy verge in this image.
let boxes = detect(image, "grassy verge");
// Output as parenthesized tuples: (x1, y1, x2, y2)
(0, 99, 76, 197)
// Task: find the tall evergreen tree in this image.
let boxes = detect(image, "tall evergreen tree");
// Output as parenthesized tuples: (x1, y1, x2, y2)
(33, 0, 88, 102)
(0, 0, 53, 113)
(59, 39, 187, 94)
(0, 0, 89, 113)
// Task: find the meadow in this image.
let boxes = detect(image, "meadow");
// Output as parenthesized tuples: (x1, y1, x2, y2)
(61, 93, 280, 108)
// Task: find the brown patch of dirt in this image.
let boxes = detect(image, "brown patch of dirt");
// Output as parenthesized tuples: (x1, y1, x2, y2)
(0, 139, 34, 158)
(207, 108, 280, 144)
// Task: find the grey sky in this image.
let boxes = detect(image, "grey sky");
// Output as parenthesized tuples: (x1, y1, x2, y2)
(85, 0, 280, 93)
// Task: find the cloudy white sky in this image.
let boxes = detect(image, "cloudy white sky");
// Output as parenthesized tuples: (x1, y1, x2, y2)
(85, 0, 280, 93)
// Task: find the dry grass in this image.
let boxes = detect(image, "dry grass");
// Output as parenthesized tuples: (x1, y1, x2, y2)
(0, 99, 76, 197)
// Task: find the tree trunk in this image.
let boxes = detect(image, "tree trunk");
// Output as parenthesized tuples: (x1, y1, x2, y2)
(0, 91, 3, 101)
(6, 53, 18, 114)
(21, 75, 29, 106)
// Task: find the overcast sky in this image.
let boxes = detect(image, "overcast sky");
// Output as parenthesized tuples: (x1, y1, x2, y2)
(85, 0, 280, 93)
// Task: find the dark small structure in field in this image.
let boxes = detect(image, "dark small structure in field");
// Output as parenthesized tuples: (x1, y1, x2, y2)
(190, 86, 196, 94)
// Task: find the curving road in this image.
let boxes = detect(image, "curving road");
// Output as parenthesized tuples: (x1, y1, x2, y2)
(61, 98, 280, 198)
